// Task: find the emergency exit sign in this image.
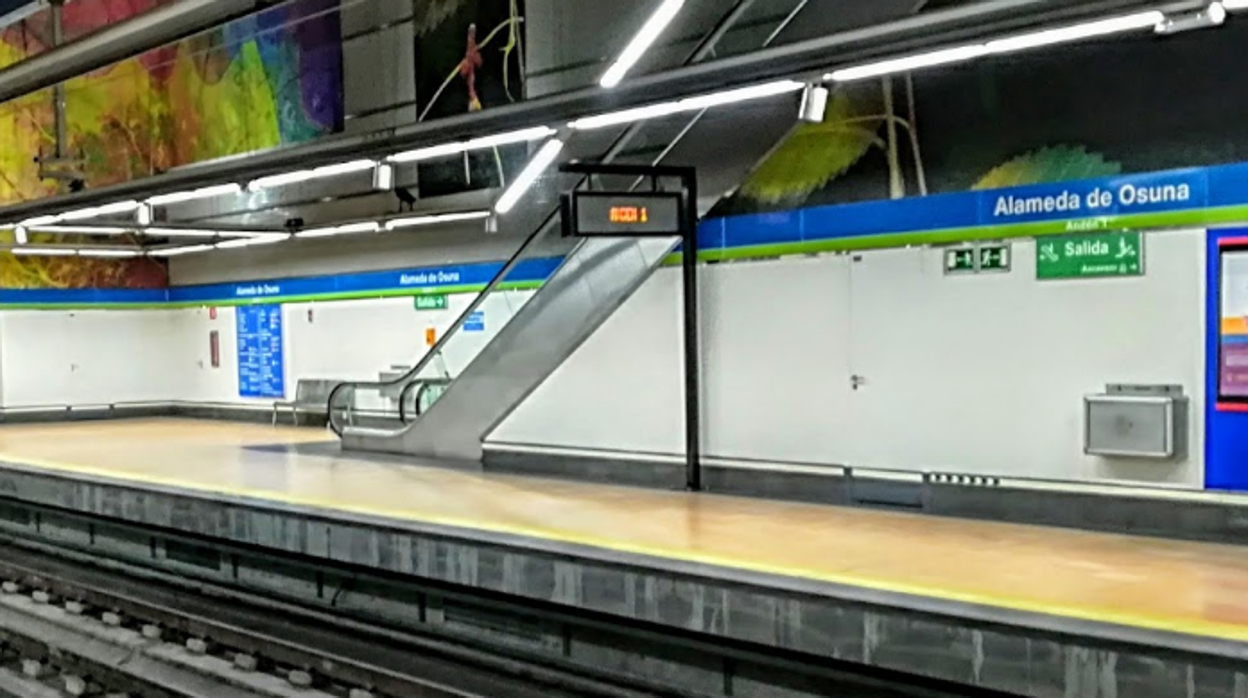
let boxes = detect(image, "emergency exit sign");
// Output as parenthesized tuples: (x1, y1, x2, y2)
(978, 244, 1010, 272)
(1036, 231, 1143, 280)
(945, 248, 976, 274)
(944, 243, 1010, 275)
(413, 294, 448, 310)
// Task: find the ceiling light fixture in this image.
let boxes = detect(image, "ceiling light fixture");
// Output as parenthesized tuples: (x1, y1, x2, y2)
(149, 244, 216, 257)
(1224, 0, 1247, 9)
(387, 127, 556, 164)
(142, 227, 223, 238)
(600, 0, 686, 88)
(58, 199, 143, 222)
(12, 247, 76, 256)
(78, 249, 143, 258)
(384, 210, 492, 230)
(828, 45, 986, 82)
(373, 164, 395, 191)
(295, 221, 382, 239)
(19, 215, 59, 227)
(29, 225, 133, 235)
(1155, 3, 1226, 34)
(247, 159, 377, 192)
(569, 81, 805, 130)
(828, 11, 1167, 82)
(146, 183, 243, 206)
(216, 235, 290, 249)
(14, 226, 27, 245)
(988, 10, 1167, 50)
(495, 139, 565, 214)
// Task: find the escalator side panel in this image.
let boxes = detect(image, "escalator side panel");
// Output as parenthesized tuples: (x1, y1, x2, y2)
(341, 235, 680, 460)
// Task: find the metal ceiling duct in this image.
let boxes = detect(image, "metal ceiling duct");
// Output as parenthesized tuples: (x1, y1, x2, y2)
(0, 0, 1189, 223)
(0, 0, 290, 106)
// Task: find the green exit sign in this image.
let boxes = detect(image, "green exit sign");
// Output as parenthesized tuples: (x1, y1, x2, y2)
(944, 243, 1011, 276)
(1036, 231, 1143, 280)
(945, 248, 976, 274)
(413, 294, 448, 311)
(978, 244, 1010, 272)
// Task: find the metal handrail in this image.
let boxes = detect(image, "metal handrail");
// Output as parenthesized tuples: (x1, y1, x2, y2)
(399, 377, 453, 423)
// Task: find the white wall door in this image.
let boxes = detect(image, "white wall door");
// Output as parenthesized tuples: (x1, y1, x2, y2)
(842, 248, 1037, 473)
(842, 237, 1205, 485)
(0, 312, 78, 407)
(701, 256, 856, 464)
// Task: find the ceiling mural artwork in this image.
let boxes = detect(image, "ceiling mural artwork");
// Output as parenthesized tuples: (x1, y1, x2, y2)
(720, 21, 1248, 217)
(0, 0, 344, 290)
(414, 0, 526, 198)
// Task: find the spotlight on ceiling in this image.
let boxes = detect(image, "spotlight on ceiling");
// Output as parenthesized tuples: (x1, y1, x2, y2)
(1155, 2, 1227, 34)
(798, 84, 829, 124)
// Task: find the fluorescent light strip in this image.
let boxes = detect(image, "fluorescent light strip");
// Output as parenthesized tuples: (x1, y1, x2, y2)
(600, 0, 685, 88)
(1225, 0, 1248, 9)
(570, 81, 804, 130)
(78, 249, 143, 258)
(247, 159, 376, 191)
(385, 211, 492, 230)
(296, 221, 381, 238)
(149, 244, 216, 257)
(387, 127, 556, 164)
(12, 247, 76, 256)
(19, 215, 59, 227)
(147, 183, 243, 206)
(829, 45, 986, 82)
(59, 199, 142, 222)
(29, 225, 132, 235)
(143, 227, 222, 238)
(985, 11, 1165, 53)
(14, 226, 26, 245)
(495, 139, 565, 214)
(216, 235, 290, 249)
(829, 11, 1167, 82)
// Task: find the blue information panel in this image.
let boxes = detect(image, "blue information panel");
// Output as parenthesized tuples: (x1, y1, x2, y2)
(237, 304, 286, 398)
(464, 311, 485, 332)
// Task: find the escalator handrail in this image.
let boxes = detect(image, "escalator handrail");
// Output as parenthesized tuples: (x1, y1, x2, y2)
(399, 376, 453, 423)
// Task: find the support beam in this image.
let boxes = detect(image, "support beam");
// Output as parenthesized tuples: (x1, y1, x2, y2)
(0, 0, 286, 106)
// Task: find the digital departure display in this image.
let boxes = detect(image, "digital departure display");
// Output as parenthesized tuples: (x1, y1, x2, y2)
(570, 192, 683, 236)
(609, 206, 649, 224)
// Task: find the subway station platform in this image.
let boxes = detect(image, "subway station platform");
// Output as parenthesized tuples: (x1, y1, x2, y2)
(0, 418, 1243, 696)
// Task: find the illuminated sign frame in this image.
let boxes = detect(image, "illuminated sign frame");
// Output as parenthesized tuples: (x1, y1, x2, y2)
(1218, 238, 1248, 410)
(562, 191, 685, 237)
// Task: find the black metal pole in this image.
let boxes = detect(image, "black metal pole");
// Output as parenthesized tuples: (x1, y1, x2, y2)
(558, 161, 702, 490)
(682, 174, 701, 492)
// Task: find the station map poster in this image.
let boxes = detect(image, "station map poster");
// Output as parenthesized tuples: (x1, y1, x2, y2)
(1219, 243, 1248, 406)
(237, 305, 286, 399)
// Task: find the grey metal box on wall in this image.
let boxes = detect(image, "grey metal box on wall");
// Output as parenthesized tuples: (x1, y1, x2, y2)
(1084, 385, 1187, 460)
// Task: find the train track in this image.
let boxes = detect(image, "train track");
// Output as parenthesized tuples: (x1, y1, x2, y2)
(0, 530, 1024, 698)
(0, 541, 668, 698)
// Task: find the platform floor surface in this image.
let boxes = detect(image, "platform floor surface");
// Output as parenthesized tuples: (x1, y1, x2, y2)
(0, 418, 1245, 644)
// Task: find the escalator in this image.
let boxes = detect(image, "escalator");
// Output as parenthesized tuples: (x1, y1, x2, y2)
(327, 0, 810, 460)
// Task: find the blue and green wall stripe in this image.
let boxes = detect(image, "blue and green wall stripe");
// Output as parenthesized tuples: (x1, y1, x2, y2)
(4, 161, 1247, 309)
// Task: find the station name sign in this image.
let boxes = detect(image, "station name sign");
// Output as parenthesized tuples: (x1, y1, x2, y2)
(564, 191, 683, 237)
